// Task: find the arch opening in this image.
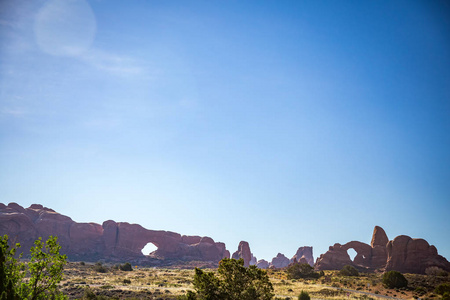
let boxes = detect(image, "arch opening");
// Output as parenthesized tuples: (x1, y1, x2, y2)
(141, 242, 158, 256)
(347, 248, 357, 262)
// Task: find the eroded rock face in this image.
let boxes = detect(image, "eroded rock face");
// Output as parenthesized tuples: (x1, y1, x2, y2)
(271, 253, 290, 268)
(315, 226, 450, 274)
(291, 246, 314, 267)
(0, 203, 229, 264)
(256, 259, 269, 269)
(232, 241, 253, 267)
(386, 236, 450, 274)
(371, 226, 389, 247)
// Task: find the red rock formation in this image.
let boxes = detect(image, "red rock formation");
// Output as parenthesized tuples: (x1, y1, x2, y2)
(291, 246, 314, 267)
(232, 241, 252, 267)
(256, 259, 269, 269)
(371, 226, 389, 247)
(315, 226, 450, 274)
(0, 203, 229, 264)
(386, 236, 450, 274)
(271, 253, 290, 268)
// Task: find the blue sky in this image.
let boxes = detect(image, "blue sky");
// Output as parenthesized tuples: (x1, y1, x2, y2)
(1, 0, 449, 262)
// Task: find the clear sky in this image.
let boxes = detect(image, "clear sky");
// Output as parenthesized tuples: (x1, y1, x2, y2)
(1, 0, 449, 263)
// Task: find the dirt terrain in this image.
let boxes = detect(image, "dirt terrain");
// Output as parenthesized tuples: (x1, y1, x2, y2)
(59, 262, 449, 300)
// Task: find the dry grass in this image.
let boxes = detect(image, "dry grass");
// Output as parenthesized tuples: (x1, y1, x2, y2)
(60, 262, 449, 300)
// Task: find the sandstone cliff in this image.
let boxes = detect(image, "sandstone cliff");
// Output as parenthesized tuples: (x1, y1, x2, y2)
(0, 203, 229, 265)
(315, 226, 450, 274)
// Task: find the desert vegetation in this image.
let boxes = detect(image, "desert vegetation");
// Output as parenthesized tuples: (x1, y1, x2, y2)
(54, 262, 449, 300)
(2, 234, 449, 300)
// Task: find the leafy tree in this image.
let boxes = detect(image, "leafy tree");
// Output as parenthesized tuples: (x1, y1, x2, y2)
(298, 290, 310, 300)
(382, 270, 408, 289)
(0, 235, 24, 300)
(339, 265, 359, 276)
(188, 258, 274, 300)
(286, 263, 321, 279)
(0, 235, 67, 300)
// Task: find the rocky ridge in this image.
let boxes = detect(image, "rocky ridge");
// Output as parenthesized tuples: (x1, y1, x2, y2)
(0, 203, 230, 265)
(315, 226, 450, 274)
(1, 203, 448, 273)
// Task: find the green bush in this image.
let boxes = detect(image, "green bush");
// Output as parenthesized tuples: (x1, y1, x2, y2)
(94, 262, 107, 273)
(435, 283, 450, 295)
(442, 292, 450, 300)
(286, 263, 321, 279)
(339, 265, 359, 276)
(298, 290, 310, 300)
(119, 262, 133, 271)
(186, 258, 274, 299)
(382, 271, 408, 289)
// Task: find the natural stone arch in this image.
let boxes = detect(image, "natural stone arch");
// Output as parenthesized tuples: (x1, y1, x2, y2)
(347, 248, 357, 261)
(343, 241, 372, 267)
(141, 242, 158, 256)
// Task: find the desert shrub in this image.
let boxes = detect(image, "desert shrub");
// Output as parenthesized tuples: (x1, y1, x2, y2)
(298, 290, 310, 300)
(123, 279, 131, 284)
(435, 284, 450, 295)
(177, 290, 196, 300)
(100, 285, 113, 289)
(339, 265, 359, 276)
(426, 267, 448, 276)
(119, 262, 133, 271)
(382, 271, 408, 288)
(83, 288, 97, 300)
(286, 263, 321, 279)
(415, 287, 426, 294)
(94, 262, 107, 273)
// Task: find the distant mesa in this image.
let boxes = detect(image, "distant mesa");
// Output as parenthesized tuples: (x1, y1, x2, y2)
(315, 225, 450, 274)
(0, 203, 229, 265)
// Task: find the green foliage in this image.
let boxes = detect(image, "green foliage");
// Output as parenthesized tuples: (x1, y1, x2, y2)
(0, 234, 67, 300)
(0, 235, 24, 300)
(435, 283, 450, 295)
(426, 267, 448, 277)
(339, 265, 359, 276)
(286, 263, 321, 279)
(119, 262, 133, 271)
(177, 291, 196, 300)
(93, 262, 107, 273)
(442, 292, 450, 300)
(382, 271, 408, 289)
(298, 290, 310, 300)
(188, 258, 274, 299)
